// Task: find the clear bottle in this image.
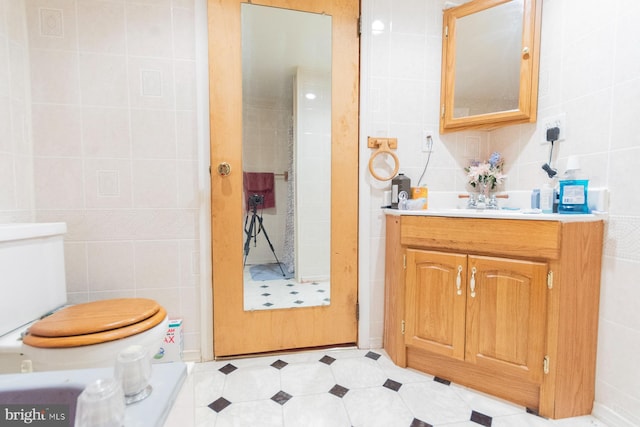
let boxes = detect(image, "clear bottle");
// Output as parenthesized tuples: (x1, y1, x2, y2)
(540, 184, 554, 214)
(531, 189, 540, 209)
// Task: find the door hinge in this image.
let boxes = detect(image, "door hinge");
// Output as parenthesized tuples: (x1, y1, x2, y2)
(547, 270, 553, 289)
(543, 355, 550, 374)
(401, 320, 405, 335)
(356, 302, 359, 321)
(444, 25, 448, 38)
(403, 254, 407, 269)
(357, 16, 362, 36)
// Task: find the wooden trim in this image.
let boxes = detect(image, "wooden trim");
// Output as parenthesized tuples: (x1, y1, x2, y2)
(400, 216, 562, 260)
(407, 346, 541, 410)
(439, 0, 542, 133)
(383, 216, 406, 366)
(209, 0, 360, 357)
(386, 215, 605, 419)
(549, 221, 604, 418)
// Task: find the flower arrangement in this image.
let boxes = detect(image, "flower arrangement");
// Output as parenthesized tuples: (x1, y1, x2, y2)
(465, 152, 506, 191)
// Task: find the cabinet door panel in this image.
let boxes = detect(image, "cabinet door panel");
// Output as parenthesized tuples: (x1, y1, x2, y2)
(466, 255, 547, 383)
(405, 249, 467, 360)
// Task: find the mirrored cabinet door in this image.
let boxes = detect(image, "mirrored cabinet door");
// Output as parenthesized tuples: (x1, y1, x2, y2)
(439, 0, 542, 133)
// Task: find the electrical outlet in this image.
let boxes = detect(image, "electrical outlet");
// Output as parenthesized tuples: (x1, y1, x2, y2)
(422, 130, 434, 152)
(542, 113, 567, 143)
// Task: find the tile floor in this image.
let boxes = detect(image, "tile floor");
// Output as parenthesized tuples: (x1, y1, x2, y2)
(164, 348, 609, 427)
(243, 264, 330, 310)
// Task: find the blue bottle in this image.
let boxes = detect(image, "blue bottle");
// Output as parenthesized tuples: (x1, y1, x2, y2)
(558, 179, 589, 214)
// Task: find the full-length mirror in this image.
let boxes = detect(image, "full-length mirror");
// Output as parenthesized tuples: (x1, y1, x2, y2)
(241, 4, 332, 311)
(440, 0, 542, 133)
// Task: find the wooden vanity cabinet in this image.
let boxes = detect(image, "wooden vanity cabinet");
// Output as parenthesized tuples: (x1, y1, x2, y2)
(384, 215, 605, 419)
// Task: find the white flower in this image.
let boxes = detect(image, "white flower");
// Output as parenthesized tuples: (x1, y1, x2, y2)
(465, 153, 506, 190)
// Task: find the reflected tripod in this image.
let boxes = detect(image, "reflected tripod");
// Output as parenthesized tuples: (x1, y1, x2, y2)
(243, 194, 285, 276)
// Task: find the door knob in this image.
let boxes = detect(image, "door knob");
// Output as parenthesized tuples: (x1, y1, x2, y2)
(217, 162, 231, 176)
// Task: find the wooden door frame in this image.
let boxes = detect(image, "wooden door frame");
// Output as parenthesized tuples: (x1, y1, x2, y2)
(208, 0, 360, 357)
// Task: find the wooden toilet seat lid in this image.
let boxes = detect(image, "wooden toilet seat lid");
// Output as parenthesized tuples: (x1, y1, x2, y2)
(23, 298, 166, 348)
(23, 306, 167, 348)
(27, 298, 161, 337)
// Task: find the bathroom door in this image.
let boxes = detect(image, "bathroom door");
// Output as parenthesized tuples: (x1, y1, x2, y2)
(208, 0, 359, 357)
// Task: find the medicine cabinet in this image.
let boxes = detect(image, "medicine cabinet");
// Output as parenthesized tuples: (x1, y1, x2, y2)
(439, 0, 542, 133)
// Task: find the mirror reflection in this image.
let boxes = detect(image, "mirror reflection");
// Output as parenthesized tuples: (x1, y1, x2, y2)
(453, 0, 524, 118)
(241, 4, 332, 311)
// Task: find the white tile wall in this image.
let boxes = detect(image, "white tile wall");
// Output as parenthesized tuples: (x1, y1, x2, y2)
(0, 0, 201, 357)
(125, 2, 173, 58)
(360, 0, 640, 424)
(79, 53, 129, 107)
(0, 0, 34, 223)
(77, 0, 126, 55)
(31, 104, 82, 156)
(30, 49, 80, 103)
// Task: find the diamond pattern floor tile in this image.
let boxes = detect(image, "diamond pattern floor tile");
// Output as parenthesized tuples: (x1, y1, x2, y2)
(329, 384, 350, 398)
(191, 349, 609, 427)
(271, 390, 292, 405)
(208, 397, 231, 413)
(471, 410, 493, 426)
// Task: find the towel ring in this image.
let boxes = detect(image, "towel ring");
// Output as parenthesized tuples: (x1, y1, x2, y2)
(368, 139, 399, 181)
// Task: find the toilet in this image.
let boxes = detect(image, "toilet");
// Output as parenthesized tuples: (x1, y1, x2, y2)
(0, 222, 168, 373)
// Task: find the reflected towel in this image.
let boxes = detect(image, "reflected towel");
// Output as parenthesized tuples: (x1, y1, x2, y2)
(243, 172, 275, 210)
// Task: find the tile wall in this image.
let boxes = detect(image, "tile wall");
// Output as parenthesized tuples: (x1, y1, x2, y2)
(359, 0, 640, 425)
(0, 0, 35, 222)
(0, 0, 202, 360)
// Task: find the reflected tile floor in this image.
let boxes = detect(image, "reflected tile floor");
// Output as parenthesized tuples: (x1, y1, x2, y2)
(175, 348, 608, 427)
(243, 265, 330, 311)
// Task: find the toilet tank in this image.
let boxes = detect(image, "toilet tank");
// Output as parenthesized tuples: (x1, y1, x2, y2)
(0, 223, 67, 336)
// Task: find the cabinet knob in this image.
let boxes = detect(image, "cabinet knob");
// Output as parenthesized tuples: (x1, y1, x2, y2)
(456, 265, 463, 296)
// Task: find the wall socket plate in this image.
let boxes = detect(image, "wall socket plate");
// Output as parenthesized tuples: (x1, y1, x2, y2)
(422, 130, 435, 152)
(541, 113, 567, 143)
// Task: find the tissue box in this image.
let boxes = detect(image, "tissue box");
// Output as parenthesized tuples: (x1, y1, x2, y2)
(154, 319, 183, 363)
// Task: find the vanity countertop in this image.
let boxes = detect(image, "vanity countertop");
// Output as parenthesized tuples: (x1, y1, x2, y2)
(383, 189, 609, 222)
(384, 208, 606, 222)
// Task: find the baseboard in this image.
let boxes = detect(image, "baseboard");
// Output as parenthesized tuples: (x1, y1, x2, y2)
(181, 350, 202, 363)
(368, 338, 383, 349)
(592, 402, 639, 427)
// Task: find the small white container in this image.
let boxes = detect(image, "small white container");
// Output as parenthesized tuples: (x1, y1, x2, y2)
(540, 184, 554, 213)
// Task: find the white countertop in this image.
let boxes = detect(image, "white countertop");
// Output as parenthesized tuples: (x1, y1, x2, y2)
(384, 208, 606, 222)
(383, 189, 608, 222)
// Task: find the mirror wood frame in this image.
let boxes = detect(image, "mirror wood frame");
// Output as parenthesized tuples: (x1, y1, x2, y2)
(439, 0, 542, 133)
(208, 0, 359, 357)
